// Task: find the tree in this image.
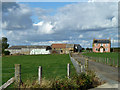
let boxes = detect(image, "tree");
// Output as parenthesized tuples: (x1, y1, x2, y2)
(82, 48, 85, 50)
(0, 39, 2, 55)
(86, 47, 89, 50)
(46, 46, 52, 51)
(2, 37, 9, 54)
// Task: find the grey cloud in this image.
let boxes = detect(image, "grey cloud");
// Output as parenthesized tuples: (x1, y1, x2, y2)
(53, 3, 118, 32)
(2, 3, 33, 30)
(3, 2, 118, 48)
(2, 2, 19, 12)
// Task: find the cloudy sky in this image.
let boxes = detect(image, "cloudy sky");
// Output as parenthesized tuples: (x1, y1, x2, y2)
(1, 0, 119, 48)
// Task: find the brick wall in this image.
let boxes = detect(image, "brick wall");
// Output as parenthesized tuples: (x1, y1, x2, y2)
(93, 43, 111, 52)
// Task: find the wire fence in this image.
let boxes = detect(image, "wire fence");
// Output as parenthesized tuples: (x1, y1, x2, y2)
(83, 55, 119, 67)
(2, 64, 72, 84)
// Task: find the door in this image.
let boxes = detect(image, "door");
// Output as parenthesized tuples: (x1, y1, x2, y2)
(100, 48, 103, 53)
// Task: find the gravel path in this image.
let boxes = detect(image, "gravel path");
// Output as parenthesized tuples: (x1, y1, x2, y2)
(71, 53, 120, 88)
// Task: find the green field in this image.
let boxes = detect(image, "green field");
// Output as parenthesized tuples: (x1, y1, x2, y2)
(82, 52, 119, 66)
(2, 54, 76, 84)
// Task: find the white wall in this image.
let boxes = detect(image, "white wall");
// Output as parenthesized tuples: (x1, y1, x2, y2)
(30, 49, 50, 55)
(5, 49, 22, 55)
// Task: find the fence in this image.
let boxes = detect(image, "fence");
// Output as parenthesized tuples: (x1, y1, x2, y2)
(69, 52, 89, 75)
(1, 63, 71, 89)
(0, 64, 21, 89)
(1, 53, 89, 89)
(83, 55, 119, 67)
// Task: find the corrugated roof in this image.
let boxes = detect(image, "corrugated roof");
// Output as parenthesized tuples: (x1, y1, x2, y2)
(66, 44, 74, 48)
(93, 39, 110, 43)
(8, 45, 49, 49)
(52, 44, 66, 48)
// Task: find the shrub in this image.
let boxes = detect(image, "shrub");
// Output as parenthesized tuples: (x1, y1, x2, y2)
(19, 73, 97, 89)
(4, 51, 10, 55)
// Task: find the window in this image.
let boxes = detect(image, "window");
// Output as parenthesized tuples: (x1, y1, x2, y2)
(105, 44, 108, 47)
(96, 43, 98, 46)
(60, 48, 62, 50)
(95, 48, 98, 51)
(101, 43, 103, 46)
(105, 48, 108, 51)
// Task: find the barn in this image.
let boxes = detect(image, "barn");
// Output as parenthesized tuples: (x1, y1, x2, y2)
(5, 45, 51, 55)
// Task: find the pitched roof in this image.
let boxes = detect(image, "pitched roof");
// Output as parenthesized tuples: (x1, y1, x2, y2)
(93, 39, 111, 43)
(8, 46, 26, 49)
(52, 44, 66, 48)
(8, 45, 48, 49)
(66, 44, 74, 48)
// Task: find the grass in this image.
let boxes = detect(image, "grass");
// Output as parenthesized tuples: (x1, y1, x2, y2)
(82, 52, 119, 66)
(2, 54, 76, 85)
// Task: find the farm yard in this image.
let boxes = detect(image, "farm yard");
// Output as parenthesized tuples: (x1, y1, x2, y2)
(82, 52, 119, 67)
(2, 54, 76, 85)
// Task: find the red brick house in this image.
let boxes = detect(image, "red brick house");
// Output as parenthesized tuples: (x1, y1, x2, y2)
(51, 44, 66, 54)
(51, 43, 82, 54)
(92, 39, 111, 53)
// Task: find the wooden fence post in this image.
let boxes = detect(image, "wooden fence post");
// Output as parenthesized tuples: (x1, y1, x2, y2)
(117, 59, 119, 67)
(110, 58, 111, 65)
(105, 58, 107, 64)
(113, 59, 115, 66)
(104, 58, 105, 64)
(81, 65, 84, 72)
(98, 57, 99, 63)
(107, 58, 109, 64)
(38, 66, 42, 85)
(15, 64, 21, 87)
(85, 59, 88, 71)
(67, 63, 70, 79)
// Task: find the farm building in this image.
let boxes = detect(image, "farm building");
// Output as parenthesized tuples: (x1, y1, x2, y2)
(51, 44, 66, 54)
(92, 39, 111, 53)
(74, 44, 82, 52)
(5, 45, 50, 55)
(51, 44, 82, 54)
(66, 44, 74, 53)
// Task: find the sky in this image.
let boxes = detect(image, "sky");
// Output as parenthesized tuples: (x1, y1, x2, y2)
(1, 0, 119, 48)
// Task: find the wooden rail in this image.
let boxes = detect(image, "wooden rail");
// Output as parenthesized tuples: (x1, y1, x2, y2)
(0, 77, 15, 90)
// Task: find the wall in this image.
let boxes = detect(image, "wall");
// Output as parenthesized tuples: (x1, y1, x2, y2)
(6, 48, 50, 55)
(5, 49, 22, 55)
(93, 43, 111, 52)
(30, 49, 50, 55)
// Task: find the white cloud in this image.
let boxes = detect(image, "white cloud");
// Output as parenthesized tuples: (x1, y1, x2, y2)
(31, 40, 69, 45)
(35, 21, 55, 34)
(33, 21, 43, 26)
(2, 22, 8, 29)
(52, 3, 118, 32)
(3, 2, 118, 48)
(116, 34, 120, 38)
(88, 0, 119, 2)
(98, 34, 103, 38)
(79, 35, 83, 38)
(33, 21, 55, 34)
